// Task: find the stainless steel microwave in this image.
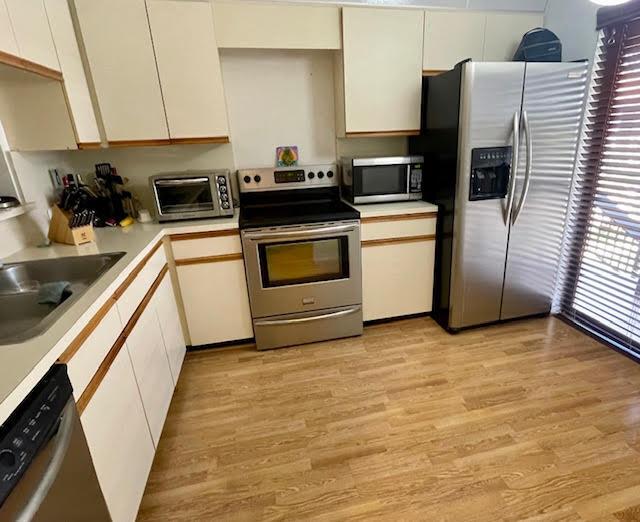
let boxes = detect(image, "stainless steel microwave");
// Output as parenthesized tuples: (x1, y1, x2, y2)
(340, 156, 424, 204)
(149, 170, 234, 222)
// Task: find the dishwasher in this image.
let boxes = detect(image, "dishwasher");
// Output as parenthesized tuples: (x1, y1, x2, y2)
(0, 364, 111, 521)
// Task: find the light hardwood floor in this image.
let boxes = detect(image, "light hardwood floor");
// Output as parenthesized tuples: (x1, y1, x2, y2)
(138, 316, 640, 521)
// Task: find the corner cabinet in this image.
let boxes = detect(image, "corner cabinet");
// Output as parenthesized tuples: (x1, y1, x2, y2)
(338, 7, 423, 137)
(171, 230, 254, 346)
(147, 0, 229, 141)
(361, 212, 437, 322)
(73, 0, 169, 144)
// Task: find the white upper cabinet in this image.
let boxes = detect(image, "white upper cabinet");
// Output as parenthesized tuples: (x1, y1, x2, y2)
(341, 7, 424, 135)
(423, 11, 486, 72)
(483, 12, 543, 61)
(5, 0, 59, 70)
(213, 1, 341, 50)
(73, 0, 169, 143)
(147, 0, 229, 140)
(44, 0, 100, 144)
(0, 1, 18, 56)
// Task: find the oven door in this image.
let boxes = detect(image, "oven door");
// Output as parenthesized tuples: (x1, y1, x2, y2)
(352, 160, 412, 203)
(241, 222, 362, 318)
(152, 176, 219, 221)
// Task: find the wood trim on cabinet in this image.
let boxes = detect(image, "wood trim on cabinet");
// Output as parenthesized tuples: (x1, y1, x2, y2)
(0, 50, 63, 81)
(361, 212, 438, 224)
(107, 136, 230, 148)
(76, 265, 169, 414)
(169, 229, 239, 242)
(422, 69, 446, 76)
(345, 130, 420, 138)
(362, 234, 436, 247)
(58, 297, 118, 364)
(175, 253, 243, 266)
(77, 142, 102, 150)
(112, 240, 164, 299)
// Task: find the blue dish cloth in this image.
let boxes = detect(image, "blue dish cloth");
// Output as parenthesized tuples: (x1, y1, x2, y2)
(37, 281, 72, 305)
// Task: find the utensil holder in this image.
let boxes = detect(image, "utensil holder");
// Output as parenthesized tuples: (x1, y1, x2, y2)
(48, 205, 95, 246)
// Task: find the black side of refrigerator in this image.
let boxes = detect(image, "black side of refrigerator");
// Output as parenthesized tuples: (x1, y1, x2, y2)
(409, 65, 463, 330)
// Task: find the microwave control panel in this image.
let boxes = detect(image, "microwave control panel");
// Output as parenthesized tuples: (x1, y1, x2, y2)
(409, 163, 423, 193)
(469, 147, 512, 201)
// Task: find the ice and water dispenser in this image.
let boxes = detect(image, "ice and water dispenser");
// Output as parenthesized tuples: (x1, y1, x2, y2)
(469, 147, 512, 201)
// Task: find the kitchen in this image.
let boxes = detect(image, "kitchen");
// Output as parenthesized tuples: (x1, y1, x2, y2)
(1, 0, 640, 520)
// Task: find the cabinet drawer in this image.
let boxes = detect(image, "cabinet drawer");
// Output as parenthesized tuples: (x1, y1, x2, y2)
(170, 230, 241, 260)
(116, 243, 166, 325)
(361, 214, 437, 242)
(66, 305, 122, 400)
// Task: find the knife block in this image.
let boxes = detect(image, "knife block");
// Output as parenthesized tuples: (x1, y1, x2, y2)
(48, 205, 95, 246)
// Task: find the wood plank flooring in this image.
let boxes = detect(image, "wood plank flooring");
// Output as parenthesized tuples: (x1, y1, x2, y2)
(137, 316, 640, 521)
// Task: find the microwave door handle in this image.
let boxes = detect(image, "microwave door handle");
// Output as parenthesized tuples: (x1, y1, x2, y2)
(406, 164, 411, 194)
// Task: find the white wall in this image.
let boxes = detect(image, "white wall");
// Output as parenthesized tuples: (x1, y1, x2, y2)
(544, 0, 599, 62)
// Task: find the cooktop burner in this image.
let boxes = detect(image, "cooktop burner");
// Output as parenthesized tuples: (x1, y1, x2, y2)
(237, 164, 360, 229)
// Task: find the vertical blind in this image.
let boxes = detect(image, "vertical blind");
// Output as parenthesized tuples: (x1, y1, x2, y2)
(558, 16, 640, 355)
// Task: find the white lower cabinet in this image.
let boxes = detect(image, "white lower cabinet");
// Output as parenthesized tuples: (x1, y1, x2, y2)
(154, 273, 186, 383)
(125, 302, 174, 447)
(81, 346, 155, 522)
(177, 259, 253, 346)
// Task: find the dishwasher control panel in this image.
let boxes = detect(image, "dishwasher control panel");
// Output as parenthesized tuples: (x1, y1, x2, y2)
(0, 365, 72, 505)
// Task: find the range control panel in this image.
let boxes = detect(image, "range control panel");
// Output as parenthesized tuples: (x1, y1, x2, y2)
(0, 365, 72, 505)
(469, 147, 512, 201)
(238, 164, 338, 192)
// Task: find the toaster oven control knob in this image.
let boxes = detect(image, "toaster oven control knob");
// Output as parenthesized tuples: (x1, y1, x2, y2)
(219, 185, 227, 193)
(317, 171, 324, 179)
(217, 177, 226, 185)
(308, 172, 315, 179)
(221, 193, 229, 201)
(254, 175, 261, 183)
(222, 202, 230, 209)
(243, 176, 251, 184)
(327, 171, 334, 178)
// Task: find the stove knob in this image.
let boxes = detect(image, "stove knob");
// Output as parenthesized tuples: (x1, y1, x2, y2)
(327, 171, 334, 178)
(243, 176, 251, 184)
(254, 175, 261, 183)
(308, 172, 315, 179)
(317, 171, 325, 179)
(0, 449, 16, 468)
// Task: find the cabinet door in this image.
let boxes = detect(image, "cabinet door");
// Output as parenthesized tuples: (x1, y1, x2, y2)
(0, 1, 18, 56)
(154, 273, 186, 384)
(74, 0, 169, 143)
(44, 0, 100, 144)
(483, 13, 543, 62)
(81, 346, 155, 522)
(177, 259, 254, 346)
(147, 0, 229, 140)
(423, 11, 485, 72)
(342, 7, 423, 134)
(362, 240, 435, 322)
(126, 304, 174, 447)
(5, 0, 59, 70)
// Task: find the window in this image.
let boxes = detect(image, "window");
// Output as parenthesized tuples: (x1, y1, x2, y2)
(558, 14, 640, 355)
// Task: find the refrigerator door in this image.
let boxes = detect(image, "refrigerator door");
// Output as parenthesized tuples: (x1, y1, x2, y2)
(501, 62, 589, 320)
(450, 62, 526, 329)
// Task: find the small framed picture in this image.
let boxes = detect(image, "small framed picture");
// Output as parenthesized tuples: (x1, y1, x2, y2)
(276, 146, 299, 167)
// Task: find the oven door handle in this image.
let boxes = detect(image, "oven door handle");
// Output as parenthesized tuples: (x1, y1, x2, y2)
(243, 223, 358, 241)
(254, 306, 361, 326)
(154, 177, 210, 185)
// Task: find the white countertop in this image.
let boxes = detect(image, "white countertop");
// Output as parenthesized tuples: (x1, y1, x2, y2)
(0, 213, 239, 425)
(352, 200, 438, 218)
(0, 200, 439, 425)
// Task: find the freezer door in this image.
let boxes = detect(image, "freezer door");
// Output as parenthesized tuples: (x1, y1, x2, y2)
(501, 62, 588, 320)
(450, 62, 526, 329)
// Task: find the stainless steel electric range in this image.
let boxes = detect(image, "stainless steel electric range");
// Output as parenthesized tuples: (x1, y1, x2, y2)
(238, 164, 363, 351)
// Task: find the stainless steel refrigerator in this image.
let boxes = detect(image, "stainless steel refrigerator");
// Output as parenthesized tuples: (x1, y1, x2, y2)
(410, 61, 588, 331)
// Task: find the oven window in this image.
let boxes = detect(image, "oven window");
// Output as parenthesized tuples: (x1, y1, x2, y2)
(155, 178, 214, 214)
(354, 165, 406, 196)
(258, 237, 349, 288)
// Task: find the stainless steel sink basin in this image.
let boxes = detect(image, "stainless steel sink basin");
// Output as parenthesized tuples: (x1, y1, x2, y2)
(0, 252, 125, 344)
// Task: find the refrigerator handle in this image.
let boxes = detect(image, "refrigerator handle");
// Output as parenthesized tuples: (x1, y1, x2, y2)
(503, 111, 520, 226)
(512, 110, 533, 225)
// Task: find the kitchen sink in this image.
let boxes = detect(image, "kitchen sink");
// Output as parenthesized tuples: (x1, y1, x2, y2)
(0, 252, 125, 345)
